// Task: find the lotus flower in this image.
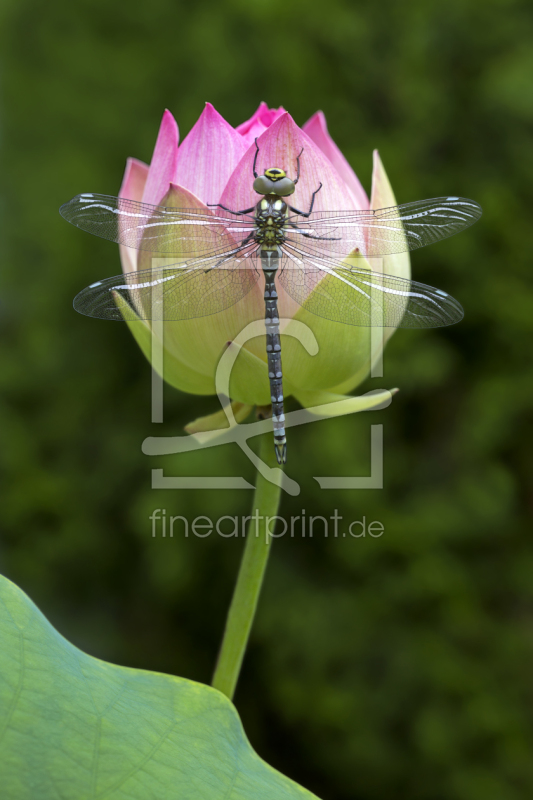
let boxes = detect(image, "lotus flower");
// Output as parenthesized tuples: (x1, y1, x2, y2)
(118, 102, 408, 423)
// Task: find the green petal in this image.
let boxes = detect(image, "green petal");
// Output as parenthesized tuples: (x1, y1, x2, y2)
(294, 388, 396, 416)
(0, 574, 320, 800)
(370, 151, 411, 345)
(116, 294, 292, 406)
(370, 150, 411, 282)
(185, 401, 253, 434)
(114, 294, 215, 394)
(280, 258, 375, 394)
(129, 292, 267, 400)
(226, 341, 272, 404)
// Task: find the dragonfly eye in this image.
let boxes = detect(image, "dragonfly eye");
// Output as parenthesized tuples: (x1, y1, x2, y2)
(253, 174, 296, 197)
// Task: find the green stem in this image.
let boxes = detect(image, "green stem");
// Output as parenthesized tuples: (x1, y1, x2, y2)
(212, 435, 282, 700)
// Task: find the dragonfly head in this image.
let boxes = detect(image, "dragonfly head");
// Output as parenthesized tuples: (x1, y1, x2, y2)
(253, 168, 296, 197)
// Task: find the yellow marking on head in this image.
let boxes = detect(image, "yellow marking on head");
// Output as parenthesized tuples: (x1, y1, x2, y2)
(265, 168, 286, 181)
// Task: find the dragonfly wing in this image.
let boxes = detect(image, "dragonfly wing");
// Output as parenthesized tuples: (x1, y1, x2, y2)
(73, 259, 261, 321)
(60, 194, 256, 256)
(287, 197, 482, 256)
(278, 251, 464, 328)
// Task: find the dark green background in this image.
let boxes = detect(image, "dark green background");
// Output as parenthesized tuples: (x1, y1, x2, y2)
(1, 1, 532, 798)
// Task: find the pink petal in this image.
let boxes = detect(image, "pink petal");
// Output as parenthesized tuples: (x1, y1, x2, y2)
(141, 109, 179, 207)
(235, 101, 269, 135)
(303, 111, 369, 210)
(219, 112, 357, 214)
(118, 157, 149, 275)
(235, 102, 286, 148)
(175, 103, 247, 205)
(259, 104, 286, 127)
(119, 157, 149, 202)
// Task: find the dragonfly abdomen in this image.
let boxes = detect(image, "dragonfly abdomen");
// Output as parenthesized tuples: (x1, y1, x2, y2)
(261, 249, 286, 465)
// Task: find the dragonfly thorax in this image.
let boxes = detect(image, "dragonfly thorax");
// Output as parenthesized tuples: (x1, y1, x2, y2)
(254, 196, 289, 249)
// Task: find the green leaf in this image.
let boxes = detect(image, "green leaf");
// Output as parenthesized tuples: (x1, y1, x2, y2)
(0, 575, 319, 800)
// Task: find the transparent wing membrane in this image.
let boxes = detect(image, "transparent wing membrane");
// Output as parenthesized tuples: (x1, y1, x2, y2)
(73, 261, 260, 321)
(61, 193, 481, 258)
(74, 253, 463, 329)
(60, 194, 256, 255)
(278, 252, 463, 328)
(64, 192, 478, 328)
(286, 196, 482, 256)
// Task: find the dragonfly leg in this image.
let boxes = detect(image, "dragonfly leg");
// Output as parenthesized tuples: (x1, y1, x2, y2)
(288, 182, 323, 217)
(207, 203, 255, 215)
(287, 221, 340, 242)
(201, 240, 257, 274)
(293, 147, 305, 184)
(253, 138, 260, 178)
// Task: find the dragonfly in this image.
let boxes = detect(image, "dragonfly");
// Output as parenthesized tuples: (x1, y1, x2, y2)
(60, 140, 482, 464)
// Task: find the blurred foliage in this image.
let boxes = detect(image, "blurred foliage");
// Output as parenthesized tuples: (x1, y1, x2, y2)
(1, 0, 533, 799)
